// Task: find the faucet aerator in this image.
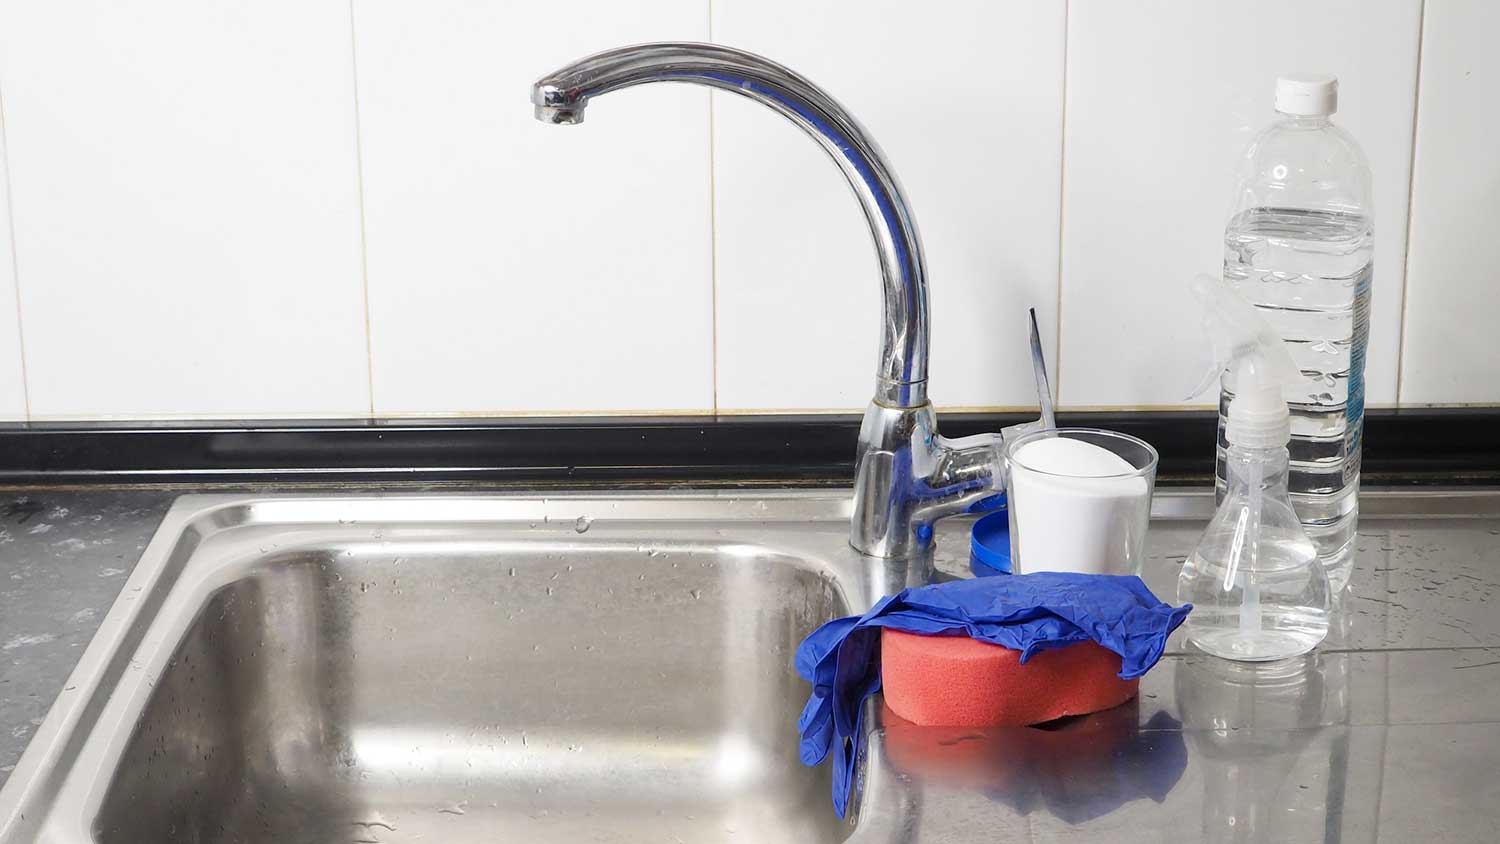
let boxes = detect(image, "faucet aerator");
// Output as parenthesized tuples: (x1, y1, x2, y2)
(535, 104, 583, 124)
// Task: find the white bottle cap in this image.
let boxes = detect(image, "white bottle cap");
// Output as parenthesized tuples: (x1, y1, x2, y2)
(1275, 74, 1338, 116)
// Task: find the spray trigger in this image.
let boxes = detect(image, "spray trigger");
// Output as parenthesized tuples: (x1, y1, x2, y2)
(1183, 274, 1301, 449)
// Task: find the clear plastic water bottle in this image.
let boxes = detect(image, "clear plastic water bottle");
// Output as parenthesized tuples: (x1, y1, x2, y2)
(1219, 74, 1373, 592)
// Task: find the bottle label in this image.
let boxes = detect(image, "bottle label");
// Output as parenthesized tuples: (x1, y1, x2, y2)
(1344, 267, 1372, 483)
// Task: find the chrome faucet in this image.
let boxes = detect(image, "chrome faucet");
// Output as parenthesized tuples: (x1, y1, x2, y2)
(533, 43, 1016, 560)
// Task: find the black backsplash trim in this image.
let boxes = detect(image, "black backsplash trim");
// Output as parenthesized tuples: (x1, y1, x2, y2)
(0, 408, 1491, 486)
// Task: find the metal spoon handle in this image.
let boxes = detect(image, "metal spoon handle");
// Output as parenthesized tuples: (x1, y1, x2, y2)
(1028, 308, 1056, 429)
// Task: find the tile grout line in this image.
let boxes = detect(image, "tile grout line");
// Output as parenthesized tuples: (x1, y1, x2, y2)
(1321, 645, 1500, 655)
(347, 0, 377, 418)
(707, 0, 720, 415)
(1051, 0, 1070, 407)
(0, 81, 32, 421)
(1381, 536, 1393, 726)
(1394, 0, 1427, 406)
(1372, 550, 1391, 835)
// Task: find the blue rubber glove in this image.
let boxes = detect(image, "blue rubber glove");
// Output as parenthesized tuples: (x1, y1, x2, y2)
(795, 572, 1191, 818)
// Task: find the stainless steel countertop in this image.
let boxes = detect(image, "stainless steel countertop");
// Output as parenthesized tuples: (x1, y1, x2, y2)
(0, 487, 1496, 842)
(914, 490, 1500, 843)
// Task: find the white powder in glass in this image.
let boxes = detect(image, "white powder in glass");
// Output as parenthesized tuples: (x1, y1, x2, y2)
(1008, 437, 1151, 575)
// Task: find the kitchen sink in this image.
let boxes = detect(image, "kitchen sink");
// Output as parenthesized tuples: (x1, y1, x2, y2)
(0, 493, 901, 844)
(6, 488, 1500, 843)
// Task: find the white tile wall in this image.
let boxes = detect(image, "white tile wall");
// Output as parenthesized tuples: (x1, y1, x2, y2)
(0, 1, 370, 420)
(712, 0, 1065, 412)
(0, 104, 28, 420)
(1399, 0, 1500, 405)
(0, 0, 1488, 419)
(1058, 0, 1422, 409)
(354, 0, 714, 415)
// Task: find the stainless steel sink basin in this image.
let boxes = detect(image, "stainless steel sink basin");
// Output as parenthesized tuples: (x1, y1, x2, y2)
(0, 493, 899, 844)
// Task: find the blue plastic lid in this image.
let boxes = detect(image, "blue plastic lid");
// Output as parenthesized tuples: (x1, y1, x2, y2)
(969, 507, 1012, 577)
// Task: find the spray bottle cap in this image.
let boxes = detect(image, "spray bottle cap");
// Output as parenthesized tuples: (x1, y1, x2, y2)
(1185, 275, 1301, 449)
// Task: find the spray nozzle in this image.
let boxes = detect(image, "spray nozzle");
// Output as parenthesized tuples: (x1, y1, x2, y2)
(1185, 274, 1301, 449)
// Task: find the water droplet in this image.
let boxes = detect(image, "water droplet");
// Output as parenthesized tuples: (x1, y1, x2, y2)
(574, 516, 592, 534)
(545, 586, 554, 596)
(690, 589, 702, 600)
(509, 567, 517, 577)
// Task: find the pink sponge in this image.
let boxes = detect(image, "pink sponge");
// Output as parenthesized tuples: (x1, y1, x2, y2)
(880, 628, 1138, 727)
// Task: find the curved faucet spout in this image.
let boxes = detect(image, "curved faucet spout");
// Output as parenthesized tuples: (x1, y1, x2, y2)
(532, 42, 930, 407)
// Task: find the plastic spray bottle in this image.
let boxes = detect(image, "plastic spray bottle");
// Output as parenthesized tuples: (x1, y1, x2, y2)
(1178, 275, 1330, 661)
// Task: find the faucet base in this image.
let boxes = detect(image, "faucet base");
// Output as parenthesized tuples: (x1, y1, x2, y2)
(850, 402, 1007, 560)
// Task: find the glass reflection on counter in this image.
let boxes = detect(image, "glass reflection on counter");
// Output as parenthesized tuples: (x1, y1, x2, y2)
(1175, 640, 1355, 843)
